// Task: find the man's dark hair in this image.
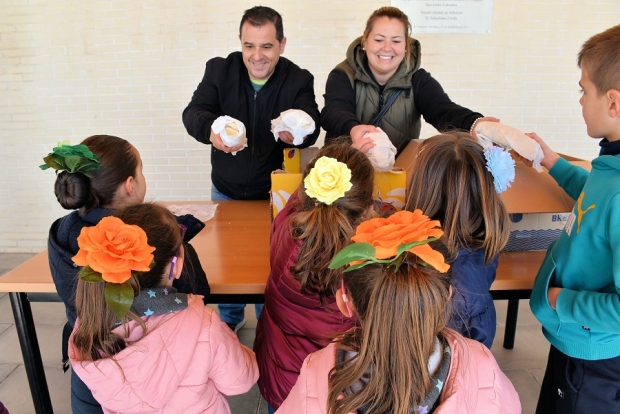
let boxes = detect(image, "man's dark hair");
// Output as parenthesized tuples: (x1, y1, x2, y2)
(239, 6, 284, 42)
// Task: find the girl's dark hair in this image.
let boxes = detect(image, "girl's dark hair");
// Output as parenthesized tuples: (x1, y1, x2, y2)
(328, 256, 452, 414)
(290, 140, 374, 302)
(405, 132, 509, 263)
(54, 135, 139, 214)
(72, 203, 182, 362)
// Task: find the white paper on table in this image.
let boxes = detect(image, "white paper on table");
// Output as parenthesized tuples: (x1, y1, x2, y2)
(211, 116, 247, 155)
(167, 204, 218, 222)
(475, 122, 544, 171)
(271, 109, 315, 146)
(364, 128, 397, 172)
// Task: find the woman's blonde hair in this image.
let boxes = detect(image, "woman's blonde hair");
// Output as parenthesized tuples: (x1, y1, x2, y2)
(362, 7, 413, 70)
(291, 140, 374, 302)
(405, 132, 509, 263)
(72, 203, 182, 362)
(327, 256, 452, 414)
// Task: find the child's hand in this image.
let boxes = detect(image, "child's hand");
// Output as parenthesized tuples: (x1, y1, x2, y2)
(525, 132, 561, 170)
(548, 287, 562, 310)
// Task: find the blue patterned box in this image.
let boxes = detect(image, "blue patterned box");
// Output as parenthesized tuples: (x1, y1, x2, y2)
(504, 213, 571, 251)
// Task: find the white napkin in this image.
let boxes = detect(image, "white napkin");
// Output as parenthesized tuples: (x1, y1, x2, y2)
(167, 204, 218, 222)
(364, 128, 397, 172)
(211, 116, 247, 155)
(271, 109, 315, 146)
(475, 122, 544, 172)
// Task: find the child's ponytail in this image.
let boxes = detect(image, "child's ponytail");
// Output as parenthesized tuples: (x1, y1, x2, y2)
(290, 141, 374, 300)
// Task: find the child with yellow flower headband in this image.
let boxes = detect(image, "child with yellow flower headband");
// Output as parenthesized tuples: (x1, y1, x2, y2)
(68, 203, 258, 413)
(278, 211, 520, 414)
(406, 132, 511, 349)
(42, 135, 210, 412)
(253, 141, 375, 413)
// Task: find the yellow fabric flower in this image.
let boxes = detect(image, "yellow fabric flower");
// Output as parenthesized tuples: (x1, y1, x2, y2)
(304, 156, 352, 205)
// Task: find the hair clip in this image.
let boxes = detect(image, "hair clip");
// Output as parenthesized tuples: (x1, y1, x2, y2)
(304, 156, 352, 205)
(484, 146, 515, 193)
(329, 210, 449, 273)
(39, 141, 101, 177)
(73, 216, 155, 319)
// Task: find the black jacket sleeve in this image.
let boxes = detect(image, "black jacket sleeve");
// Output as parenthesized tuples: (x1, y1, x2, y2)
(413, 69, 483, 132)
(321, 69, 361, 143)
(182, 58, 226, 145)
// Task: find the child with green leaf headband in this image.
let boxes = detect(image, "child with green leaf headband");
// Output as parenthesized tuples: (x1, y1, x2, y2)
(69, 203, 258, 413)
(278, 211, 520, 414)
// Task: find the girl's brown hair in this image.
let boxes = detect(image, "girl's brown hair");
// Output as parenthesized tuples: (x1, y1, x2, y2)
(54, 135, 140, 214)
(405, 133, 509, 263)
(290, 140, 374, 301)
(72, 203, 182, 362)
(328, 255, 452, 414)
(362, 7, 413, 69)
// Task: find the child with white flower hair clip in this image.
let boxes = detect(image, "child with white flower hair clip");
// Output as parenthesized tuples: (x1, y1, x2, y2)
(254, 139, 375, 412)
(69, 203, 258, 413)
(405, 132, 513, 348)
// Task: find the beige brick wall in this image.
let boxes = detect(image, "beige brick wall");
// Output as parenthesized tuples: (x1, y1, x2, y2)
(1, 0, 619, 252)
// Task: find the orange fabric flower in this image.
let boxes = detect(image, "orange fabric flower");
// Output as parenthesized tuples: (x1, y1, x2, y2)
(72, 216, 155, 284)
(352, 210, 449, 273)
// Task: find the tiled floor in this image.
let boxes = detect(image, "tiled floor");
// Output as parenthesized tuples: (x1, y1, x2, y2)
(0, 253, 548, 414)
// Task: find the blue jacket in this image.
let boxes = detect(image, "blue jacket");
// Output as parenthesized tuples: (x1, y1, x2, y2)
(530, 155, 620, 360)
(448, 247, 498, 349)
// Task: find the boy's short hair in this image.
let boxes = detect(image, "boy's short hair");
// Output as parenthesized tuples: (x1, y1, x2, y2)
(239, 6, 284, 42)
(578, 24, 620, 94)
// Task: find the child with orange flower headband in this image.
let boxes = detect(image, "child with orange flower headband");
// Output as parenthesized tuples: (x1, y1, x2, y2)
(278, 211, 520, 414)
(69, 203, 258, 413)
(254, 140, 375, 413)
(406, 132, 511, 349)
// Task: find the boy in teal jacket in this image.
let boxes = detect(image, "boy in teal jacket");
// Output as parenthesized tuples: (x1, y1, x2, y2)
(527, 25, 620, 413)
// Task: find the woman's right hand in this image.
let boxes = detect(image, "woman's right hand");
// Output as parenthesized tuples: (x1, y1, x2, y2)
(350, 124, 379, 153)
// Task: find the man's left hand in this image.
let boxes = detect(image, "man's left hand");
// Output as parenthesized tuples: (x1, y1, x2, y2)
(278, 131, 297, 145)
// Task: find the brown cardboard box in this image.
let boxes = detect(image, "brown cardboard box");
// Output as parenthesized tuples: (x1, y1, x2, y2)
(393, 139, 591, 251)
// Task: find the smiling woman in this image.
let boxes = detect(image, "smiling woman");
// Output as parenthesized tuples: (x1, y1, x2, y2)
(321, 6, 495, 155)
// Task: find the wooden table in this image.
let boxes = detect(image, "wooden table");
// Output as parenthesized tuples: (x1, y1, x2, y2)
(0, 199, 543, 413)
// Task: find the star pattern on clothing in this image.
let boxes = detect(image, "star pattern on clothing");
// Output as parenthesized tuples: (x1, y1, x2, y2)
(163, 288, 169, 295)
(147, 290, 156, 298)
(144, 308, 154, 316)
(175, 297, 182, 304)
(417, 405, 430, 414)
(435, 379, 444, 391)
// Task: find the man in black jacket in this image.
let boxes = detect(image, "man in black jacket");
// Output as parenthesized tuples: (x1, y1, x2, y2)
(182, 6, 320, 331)
(182, 6, 320, 201)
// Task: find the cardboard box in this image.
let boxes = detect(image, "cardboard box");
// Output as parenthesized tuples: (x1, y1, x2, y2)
(393, 139, 590, 251)
(271, 148, 407, 219)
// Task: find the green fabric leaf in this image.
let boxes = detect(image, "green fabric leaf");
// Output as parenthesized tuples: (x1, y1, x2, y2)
(104, 283, 135, 319)
(79, 266, 104, 283)
(328, 242, 376, 269)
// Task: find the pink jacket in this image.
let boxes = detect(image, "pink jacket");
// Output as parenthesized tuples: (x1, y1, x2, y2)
(254, 201, 356, 409)
(69, 295, 258, 413)
(277, 330, 521, 414)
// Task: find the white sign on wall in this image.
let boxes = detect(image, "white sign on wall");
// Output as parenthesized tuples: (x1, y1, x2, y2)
(392, 0, 493, 34)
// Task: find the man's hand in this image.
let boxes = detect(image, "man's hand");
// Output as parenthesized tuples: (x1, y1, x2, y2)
(210, 129, 245, 153)
(525, 132, 561, 170)
(278, 131, 296, 145)
(350, 124, 379, 153)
